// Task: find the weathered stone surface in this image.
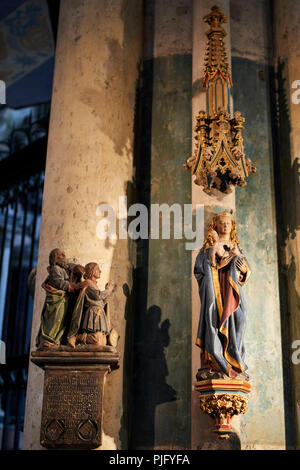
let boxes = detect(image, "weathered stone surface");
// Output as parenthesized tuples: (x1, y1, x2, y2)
(230, 0, 272, 64)
(232, 51, 286, 450)
(144, 0, 192, 59)
(31, 345, 120, 367)
(273, 0, 300, 450)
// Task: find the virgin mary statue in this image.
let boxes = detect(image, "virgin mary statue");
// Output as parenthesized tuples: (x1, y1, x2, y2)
(194, 211, 251, 379)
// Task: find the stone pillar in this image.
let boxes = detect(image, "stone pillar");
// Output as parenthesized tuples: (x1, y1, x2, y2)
(191, 0, 236, 450)
(23, 0, 142, 450)
(130, 0, 193, 450)
(273, 0, 300, 450)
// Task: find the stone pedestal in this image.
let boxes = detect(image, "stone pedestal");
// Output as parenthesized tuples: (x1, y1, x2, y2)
(31, 346, 119, 449)
(195, 378, 251, 439)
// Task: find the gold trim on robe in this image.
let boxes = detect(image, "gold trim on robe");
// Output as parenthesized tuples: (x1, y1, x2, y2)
(211, 265, 246, 374)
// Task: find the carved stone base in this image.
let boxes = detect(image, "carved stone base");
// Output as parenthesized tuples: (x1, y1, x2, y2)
(31, 346, 119, 449)
(195, 379, 251, 438)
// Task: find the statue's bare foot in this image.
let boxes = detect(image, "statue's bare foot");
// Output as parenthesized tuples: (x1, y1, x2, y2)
(76, 333, 87, 344)
(37, 340, 59, 350)
(66, 336, 76, 348)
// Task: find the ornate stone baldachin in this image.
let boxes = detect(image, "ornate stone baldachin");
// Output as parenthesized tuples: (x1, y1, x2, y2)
(184, 6, 256, 193)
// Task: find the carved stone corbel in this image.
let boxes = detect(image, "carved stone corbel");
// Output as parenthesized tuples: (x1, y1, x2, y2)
(195, 378, 251, 438)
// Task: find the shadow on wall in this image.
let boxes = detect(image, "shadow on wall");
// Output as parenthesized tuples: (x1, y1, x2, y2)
(270, 56, 300, 448)
(276, 59, 300, 240)
(118, 0, 193, 450)
(288, 157, 300, 237)
(130, 305, 177, 449)
(112, 187, 177, 450)
(118, 0, 179, 443)
(119, 0, 175, 447)
(116, 90, 178, 448)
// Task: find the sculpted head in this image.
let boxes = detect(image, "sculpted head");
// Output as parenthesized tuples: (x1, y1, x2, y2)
(49, 248, 67, 266)
(204, 211, 240, 251)
(214, 214, 232, 238)
(84, 262, 101, 280)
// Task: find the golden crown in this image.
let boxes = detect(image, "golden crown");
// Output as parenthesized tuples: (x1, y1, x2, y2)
(214, 209, 234, 220)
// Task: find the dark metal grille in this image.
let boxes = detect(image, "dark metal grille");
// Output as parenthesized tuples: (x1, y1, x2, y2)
(0, 174, 43, 449)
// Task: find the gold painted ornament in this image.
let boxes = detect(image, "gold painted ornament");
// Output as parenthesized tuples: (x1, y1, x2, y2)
(195, 379, 251, 438)
(184, 6, 256, 193)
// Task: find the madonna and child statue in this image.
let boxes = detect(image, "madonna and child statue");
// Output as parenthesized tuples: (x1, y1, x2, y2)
(194, 210, 251, 381)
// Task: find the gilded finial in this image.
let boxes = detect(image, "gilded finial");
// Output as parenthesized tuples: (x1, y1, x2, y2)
(203, 5, 227, 29)
(202, 6, 232, 100)
(183, 6, 257, 194)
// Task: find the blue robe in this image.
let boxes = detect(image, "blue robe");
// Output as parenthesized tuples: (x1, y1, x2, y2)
(194, 247, 251, 377)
